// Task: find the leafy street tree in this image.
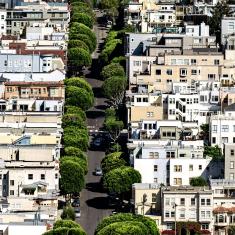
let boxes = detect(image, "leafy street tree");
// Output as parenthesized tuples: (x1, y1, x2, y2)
(65, 106, 86, 121)
(209, 0, 232, 44)
(190, 176, 208, 186)
(95, 213, 160, 235)
(101, 152, 126, 175)
(105, 107, 116, 117)
(68, 40, 90, 52)
(204, 145, 223, 160)
(200, 123, 209, 141)
(102, 76, 127, 108)
(63, 127, 89, 151)
(75, 34, 96, 52)
(99, 0, 119, 24)
(64, 147, 87, 161)
(68, 48, 92, 69)
(101, 63, 125, 80)
(103, 166, 141, 194)
(66, 86, 94, 111)
(69, 23, 96, 44)
(61, 156, 88, 174)
(61, 205, 76, 221)
(60, 160, 85, 197)
(65, 77, 93, 95)
(62, 114, 86, 129)
(71, 13, 94, 28)
(111, 56, 126, 67)
(104, 117, 124, 141)
(43, 220, 87, 235)
(106, 143, 122, 154)
(96, 221, 148, 235)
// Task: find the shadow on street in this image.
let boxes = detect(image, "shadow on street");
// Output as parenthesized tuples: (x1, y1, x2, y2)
(86, 196, 111, 210)
(95, 104, 108, 110)
(86, 110, 105, 119)
(86, 182, 104, 193)
(92, 87, 104, 98)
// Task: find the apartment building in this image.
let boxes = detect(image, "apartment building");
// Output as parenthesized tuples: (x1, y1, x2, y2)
(224, 144, 235, 181)
(210, 106, 235, 149)
(0, 9, 6, 36)
(6, 1, 69, 36)
(162, 186, 214, 233)
(221, 17, 235, 46)
(131, 140, 223, 185)
(4, 81, 65, 100)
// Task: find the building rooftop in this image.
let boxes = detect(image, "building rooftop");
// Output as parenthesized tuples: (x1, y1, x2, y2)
(162, 186, 212, 193)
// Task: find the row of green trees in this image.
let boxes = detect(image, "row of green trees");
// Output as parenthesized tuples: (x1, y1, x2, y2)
(68, 0, 96, 76)
(60, 77, 94, 198)
(95, 213, 160, 235)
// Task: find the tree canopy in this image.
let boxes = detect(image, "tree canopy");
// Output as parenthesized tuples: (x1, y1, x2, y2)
(65, 106, 86, 121)
(68, 40, 90, 52)
(71, 13, 94, 28)
(61, 156, 88, 174)
(101, 152, 126, 175)
(66, 86, 94, 111)
(101, 63, 125, 80)
(190, 177, 208, 187)
(43, 220, 87, 235)
(95, 213, 159, 235)
(65, 77, 93, 95)
(102, 76, 127, 108)
(204, 145, 223, 160)
(64, 146, 87, 160)
(60, 160, 85, 195)
(209, 0, 232, 44)
(61, 205, 76, 221)
(103, 166, 141, 194)
(68, 48, 92, 68)
(63, 127, 89, 151)
(62, 113, 86, 129)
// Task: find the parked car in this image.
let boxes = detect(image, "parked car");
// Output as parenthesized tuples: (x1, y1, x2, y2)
(74, 207, 81, 218)
(72, 198, 80, 207)
(94, 166, 103, 176)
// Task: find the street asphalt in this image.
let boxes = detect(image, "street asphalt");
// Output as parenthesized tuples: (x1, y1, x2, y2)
(76, 11, 113, 235)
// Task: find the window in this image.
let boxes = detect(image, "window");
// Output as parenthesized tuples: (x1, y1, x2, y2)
(165, 198, 170, 205)
(156, 69, 161, 75)
(152, 193, 157, 203)
(165, 211, 170, 217)
(222, 137, 228, 143)
(212, 137, 216, 144)
(133, 61, 141, 66)
(214, 59, 220, 65)
(231, 150, 234, 156)
(174, 178, 182, 185)
(191, 69, 197, 75)
(174, 165, 182, 172)
(199, 165, 202, 170)
(206, 199, 211, 205)
(201, 199, 205, 206)
(41, 174, 45, 180)
(233, 137, 235, 144)
(211, 96, 219, 102)
(180, 68, 187, 76)
(221, 125, 229, 132)
(212, 125, 217, 132)
(189, 165, 193, 171)
(180, 198, 185, 205)
(191, 198, 195, 206)
(154, 178, 158, 183)
(202, 224, 209, 230)
(191, 59, 197, 65)
(10, 190, 14, 195)
(189, 209, 196, 219)
(147, 112, 154, 117)
(179, 210, 185, 218)
(208, 74, 215, 79)
(154, 165, 158, 172)
(55, 173, 58, 179)
(166, 152, 175, 158)
(166, 69, 172, 75)
(28, 174, 33, 180)
(228, 22, 235, 30)
(230, 161, 234, 169)
(230, 173, 234, 180)
(10, 180, 14, 186)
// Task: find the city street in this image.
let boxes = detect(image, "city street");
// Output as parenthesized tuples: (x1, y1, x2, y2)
(77, 11, 112, 235)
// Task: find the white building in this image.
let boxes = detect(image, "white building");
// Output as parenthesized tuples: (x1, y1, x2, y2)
(221, 17, 235, 46)
(0, 10, 6, 36)
(131, 140, 223, 186)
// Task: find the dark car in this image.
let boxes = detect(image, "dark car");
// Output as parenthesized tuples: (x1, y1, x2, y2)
(72, 198, 80, 207)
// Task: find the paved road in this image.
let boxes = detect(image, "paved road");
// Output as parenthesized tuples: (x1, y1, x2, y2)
(77, 11, 112, 235)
